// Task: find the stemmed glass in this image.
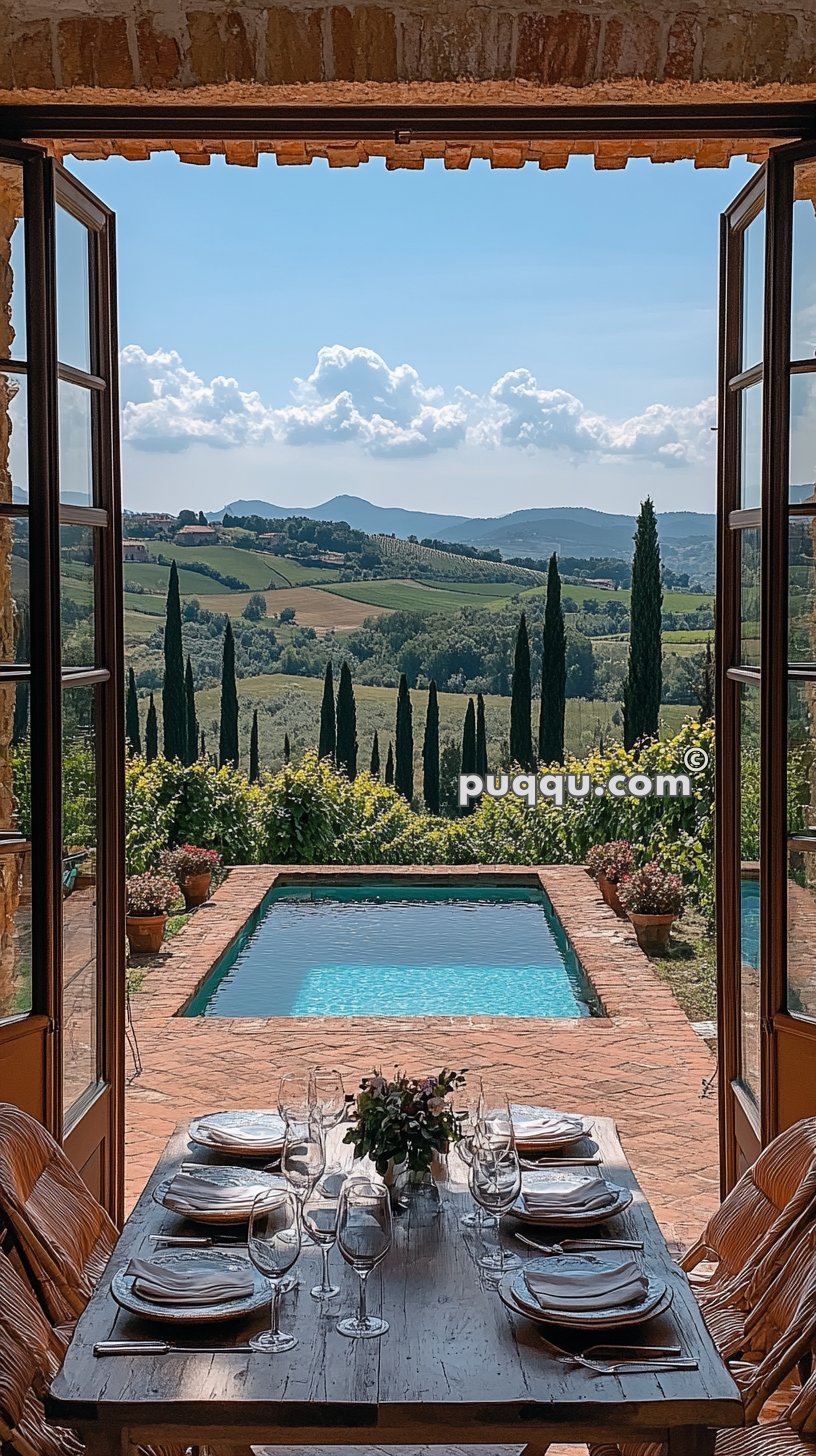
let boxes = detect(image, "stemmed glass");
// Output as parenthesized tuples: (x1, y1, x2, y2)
(336, 1177, 392, 1339)
(311, 1067, 346, 1178)
(458, 1077, 489, 1229)
(469, 1143, 523, 1277)
(247, 1189, 301, 1352)
(302, 1180, 342, 1304)
(278, 1071, 314, 1124)
(282, 1115, 326, 1202)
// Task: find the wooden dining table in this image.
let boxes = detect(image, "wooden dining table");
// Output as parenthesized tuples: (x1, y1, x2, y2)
(47, 1115, 742, 1456)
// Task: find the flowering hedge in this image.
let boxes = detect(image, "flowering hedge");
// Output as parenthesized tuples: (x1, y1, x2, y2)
(124, 717, 715, 917)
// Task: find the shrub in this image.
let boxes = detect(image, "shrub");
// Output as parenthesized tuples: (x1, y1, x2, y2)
(617, 862, 685, 917)
(586, 840, 636, 885)
(126, 872, 179, 917)
(162, 844, 220, 883)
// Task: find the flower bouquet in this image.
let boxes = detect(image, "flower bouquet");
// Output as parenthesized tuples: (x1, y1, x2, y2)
(344, 1068, 467, 1205)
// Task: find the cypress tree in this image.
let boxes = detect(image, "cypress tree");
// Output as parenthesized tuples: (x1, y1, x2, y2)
(385, 739, 395, 787)
(422, 680, 440, 815)
(335, 661, 358, 778)
(370, 730, 381, 778)
(394, 674, 413, 802)
(184, 656, 198, 765)
(476, 692, 488, 778)
(460, 698, 477, 814)
(249, 708, 260, 782)
(538, 552, 566, 765)
(125, 666, 141, 756)
(623, 497, 663, 749)
(283, 732, 291, 764)
(698, 638, 715, 724)
(318, 662, 336, 761)
(218, 618, 239, 768)
(145, 693, 158, 762)
(162, 560, 186, 760)
(510, 612, 534, 771)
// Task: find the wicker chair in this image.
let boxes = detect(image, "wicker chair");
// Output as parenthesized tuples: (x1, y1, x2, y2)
(587, 1220, 816, 1456)
(592, 1372, 816, 1456)
(683, 1117, 816, 1305)
(0, 1103, 118, 1325)
(0, 1248, 84, 1456)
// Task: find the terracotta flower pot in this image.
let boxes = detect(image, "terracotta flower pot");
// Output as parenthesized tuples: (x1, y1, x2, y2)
(627, 911, 676, 954)
(126, 913, 167, 955)
(597, 872, 626, 918)
(181, 870, 212, 908)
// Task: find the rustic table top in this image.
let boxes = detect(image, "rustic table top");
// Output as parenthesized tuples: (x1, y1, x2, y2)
(48, 1115, 742, 1454)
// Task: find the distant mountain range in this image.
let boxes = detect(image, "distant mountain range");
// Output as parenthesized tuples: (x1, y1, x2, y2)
(209, 496, 715, 576)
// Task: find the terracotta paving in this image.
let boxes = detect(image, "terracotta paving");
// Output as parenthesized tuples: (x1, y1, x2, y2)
(126, 864, 720, 1456)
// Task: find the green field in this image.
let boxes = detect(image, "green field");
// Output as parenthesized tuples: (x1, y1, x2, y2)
(321, 579, 512, 614)
(172, 544, 344, 589)
(123, 563, 226, 596)
(510, 583, 714, 613)
(172, 672, 694, 783)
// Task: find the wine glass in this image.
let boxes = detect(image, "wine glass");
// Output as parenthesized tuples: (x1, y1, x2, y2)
(477, 1096, 515, 1154)
(469, 1143, 523, 1276)
(247, 1189, 301, 1352)
(458, 1076, 491, 1229)
(311, 1066, 346, 1174)
(282, 1115, 325, 1202)
(336, 1177, 392, 1339)
(302, 1180, 341, 1303)
(278, 1071, 314, 1124)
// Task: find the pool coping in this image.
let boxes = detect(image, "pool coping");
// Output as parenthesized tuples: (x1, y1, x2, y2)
(129, 864, 700, 1044)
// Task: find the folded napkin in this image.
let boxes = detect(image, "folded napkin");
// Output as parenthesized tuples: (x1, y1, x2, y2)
(513, 1114, 583, 1144)
(164, 1173, 268, 1215)
(197, 1119, 282, 1150)
(524, 1257, 648, 1312)
(126, 1258, 254, 1306)
(521, 1174, 616, 1213)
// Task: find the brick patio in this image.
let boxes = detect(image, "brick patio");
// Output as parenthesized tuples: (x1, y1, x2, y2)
(125, 864, 719, 1456)
(126, 864, 719, 1247)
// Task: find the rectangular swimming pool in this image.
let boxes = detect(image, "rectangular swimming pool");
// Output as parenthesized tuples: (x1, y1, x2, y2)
(184, 884, 601, 1019)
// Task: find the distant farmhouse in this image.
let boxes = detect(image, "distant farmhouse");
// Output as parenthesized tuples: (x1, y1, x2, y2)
(174, 524, 220, 546)
(122, 540, 151, 563)
(258, 531, 286, 546)
(314, 550, 345, 566)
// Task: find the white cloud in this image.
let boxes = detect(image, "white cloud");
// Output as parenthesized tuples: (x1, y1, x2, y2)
(120, 343, 715, 469)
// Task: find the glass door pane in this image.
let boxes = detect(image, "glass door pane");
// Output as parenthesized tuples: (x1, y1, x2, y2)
(61, 684, 98, 1116)
(739, 682, 761, 1103)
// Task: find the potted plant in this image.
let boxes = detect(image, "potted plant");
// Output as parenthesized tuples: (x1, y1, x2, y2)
(162, 844, 220, 908)
(586, 839, 635, 917)
(617, 861, 685, 954)
(344, 1068, 466, 1211)
(125, 872, 179, 955)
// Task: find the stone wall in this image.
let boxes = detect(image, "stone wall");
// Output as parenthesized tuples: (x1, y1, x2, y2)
(1, 3, 816, 173)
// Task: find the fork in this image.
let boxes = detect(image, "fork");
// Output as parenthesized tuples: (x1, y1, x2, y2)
(514, 1232, 644, 1253)
(536, 1329, 697, 1375)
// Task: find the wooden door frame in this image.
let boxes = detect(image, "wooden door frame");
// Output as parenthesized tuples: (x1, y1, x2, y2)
(3, 99, 816, 1211)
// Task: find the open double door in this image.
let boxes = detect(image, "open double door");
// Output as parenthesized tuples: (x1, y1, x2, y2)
(0, 142, 124, 1218)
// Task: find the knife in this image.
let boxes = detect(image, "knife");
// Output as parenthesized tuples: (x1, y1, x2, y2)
(149, 1234, 247, 1248)
(94, 1341, 253, 1356)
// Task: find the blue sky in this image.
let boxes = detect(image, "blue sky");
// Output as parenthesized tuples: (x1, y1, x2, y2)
(70, 151, 755, 519)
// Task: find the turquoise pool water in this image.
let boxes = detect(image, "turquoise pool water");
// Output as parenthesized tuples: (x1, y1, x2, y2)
(185, 885, 600, 1019)
(741, 878, 760, 968)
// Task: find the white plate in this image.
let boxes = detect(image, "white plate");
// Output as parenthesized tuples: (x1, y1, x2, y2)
(188, 1110, 286, 1158)
(511, 1168, 632, 1226)
(154, 1166, 286, 1225)
(510, 1104, 592, 1153)
(111, 1248, 272, 1324)
(500, 1254, 670, 1331)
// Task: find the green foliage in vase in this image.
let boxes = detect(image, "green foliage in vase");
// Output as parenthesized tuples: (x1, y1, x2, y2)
(343, 1067, 467, 1175)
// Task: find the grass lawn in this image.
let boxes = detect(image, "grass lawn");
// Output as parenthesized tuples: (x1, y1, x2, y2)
(176, 672, 696, 781)
(648, 906, 716, 1026)
(507, 583, 714, 613)
(123, 562, 226, 596)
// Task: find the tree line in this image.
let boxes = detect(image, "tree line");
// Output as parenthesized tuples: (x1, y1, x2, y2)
(126, 500, 688, 814)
